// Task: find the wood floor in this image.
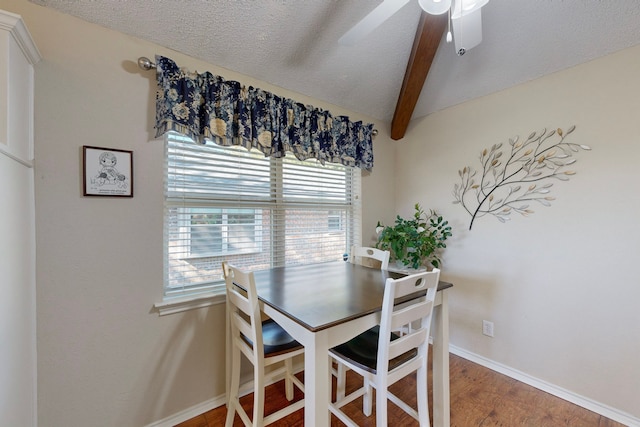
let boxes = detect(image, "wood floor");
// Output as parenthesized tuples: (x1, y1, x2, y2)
(176, 352, 626, 426)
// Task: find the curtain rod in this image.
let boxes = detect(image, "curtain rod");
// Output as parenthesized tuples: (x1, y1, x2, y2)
(137, 57, 378, 137)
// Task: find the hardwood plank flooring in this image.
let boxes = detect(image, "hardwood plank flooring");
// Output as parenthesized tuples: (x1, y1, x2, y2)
(176, 352, 626, 426)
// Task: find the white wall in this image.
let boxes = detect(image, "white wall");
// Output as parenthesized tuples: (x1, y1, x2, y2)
(0, 1, 393, 425)
(396, 44, 640, 422)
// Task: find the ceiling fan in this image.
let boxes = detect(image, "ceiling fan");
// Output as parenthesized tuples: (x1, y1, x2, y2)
(339, 0, 489, 56)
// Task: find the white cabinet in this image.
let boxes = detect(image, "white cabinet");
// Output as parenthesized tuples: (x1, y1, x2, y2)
(0, 9, 40, 427)
(0, 10, 40, 166)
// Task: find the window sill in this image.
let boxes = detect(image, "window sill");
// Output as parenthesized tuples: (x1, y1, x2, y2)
(154, 292, 226, 316)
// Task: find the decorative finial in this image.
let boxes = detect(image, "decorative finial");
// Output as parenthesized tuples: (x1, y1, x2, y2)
(137, 57, 156, 71)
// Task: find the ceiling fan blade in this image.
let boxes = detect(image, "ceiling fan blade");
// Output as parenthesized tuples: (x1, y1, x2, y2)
(339, 0, 411, 46)
(451, 2, 485, 54)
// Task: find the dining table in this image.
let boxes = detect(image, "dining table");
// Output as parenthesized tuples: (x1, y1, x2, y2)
(245, 260, 453, 426)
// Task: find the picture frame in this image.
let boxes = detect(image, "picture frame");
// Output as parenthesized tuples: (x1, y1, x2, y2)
(83, 145, 133, 197)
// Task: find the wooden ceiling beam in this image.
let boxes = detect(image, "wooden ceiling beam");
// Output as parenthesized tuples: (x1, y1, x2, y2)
(390, 11, 447, 140)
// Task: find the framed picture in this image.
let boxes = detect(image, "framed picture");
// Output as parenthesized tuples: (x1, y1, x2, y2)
(83, 146, 133, 197)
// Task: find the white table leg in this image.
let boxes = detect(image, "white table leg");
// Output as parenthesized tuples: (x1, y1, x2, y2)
(432, 289, 450, 427)
(259, 305, 333, 426)
(304, 329, 331, 426)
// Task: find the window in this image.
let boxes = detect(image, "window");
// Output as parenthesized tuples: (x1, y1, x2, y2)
(163, 133, 361, 301)
(179, 208, 262, 257)
(327, 211, 344, 231)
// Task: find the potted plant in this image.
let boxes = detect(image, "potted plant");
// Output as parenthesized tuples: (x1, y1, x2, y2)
(375, 203, 452, 270)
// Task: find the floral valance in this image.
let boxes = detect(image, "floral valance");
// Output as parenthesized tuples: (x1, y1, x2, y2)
(154, 55, 375, 170)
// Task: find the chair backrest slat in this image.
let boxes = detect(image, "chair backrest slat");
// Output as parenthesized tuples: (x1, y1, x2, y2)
(232, 311, 255, 341)
(390, 300, 432, 330)
(388, 328, 428, 360)
(227, 288, 252, 315)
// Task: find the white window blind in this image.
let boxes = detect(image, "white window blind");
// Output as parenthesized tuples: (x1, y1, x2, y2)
(164, 133, 362, 299)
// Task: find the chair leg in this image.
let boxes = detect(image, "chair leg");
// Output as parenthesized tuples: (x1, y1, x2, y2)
(225, 386, 238, 426)
(225, 343, 241, 427)
(253, 359, 266, 427)
(284, 358, 294, 401)
(224, 402, 236, 427)
(335, 361, 347, 401)
(417, 364, 430, 427)
(375, 381, 388, 426)
(363, 378, 373, 416)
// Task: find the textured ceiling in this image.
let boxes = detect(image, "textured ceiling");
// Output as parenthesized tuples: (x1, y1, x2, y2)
(29, 0, 640, 127)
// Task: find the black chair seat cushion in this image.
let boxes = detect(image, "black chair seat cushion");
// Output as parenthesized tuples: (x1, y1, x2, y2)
(242, 319, 303, 357)
(330, 325, 417, 374)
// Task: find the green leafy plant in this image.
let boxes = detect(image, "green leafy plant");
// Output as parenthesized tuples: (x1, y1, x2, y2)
(375, 203, 452, 269)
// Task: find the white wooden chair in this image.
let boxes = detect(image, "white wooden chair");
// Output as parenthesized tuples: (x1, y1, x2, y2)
(349, 245, 390, 270)
(334, 246, 391, 405)
(223, 262, 305, 426)
(329, 269, 441, 427)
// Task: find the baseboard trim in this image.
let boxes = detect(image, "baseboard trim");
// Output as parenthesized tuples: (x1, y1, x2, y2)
(144, 396, 224, 427)
(449, 345, 639, 427)
(145, 362, 305, 427)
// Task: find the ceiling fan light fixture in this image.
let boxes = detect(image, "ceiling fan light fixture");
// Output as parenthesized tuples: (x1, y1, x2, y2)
(451, 0, 489, 18)
(463, 1, 477, 11)
(418, 0, 452, 15)
(452, 5, 484, 54)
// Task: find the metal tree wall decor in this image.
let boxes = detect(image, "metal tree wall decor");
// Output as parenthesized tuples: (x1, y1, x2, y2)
(453, 126, 591, 230)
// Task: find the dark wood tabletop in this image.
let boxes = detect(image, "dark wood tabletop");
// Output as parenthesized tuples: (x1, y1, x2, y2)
(252, 261, 453, 333)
